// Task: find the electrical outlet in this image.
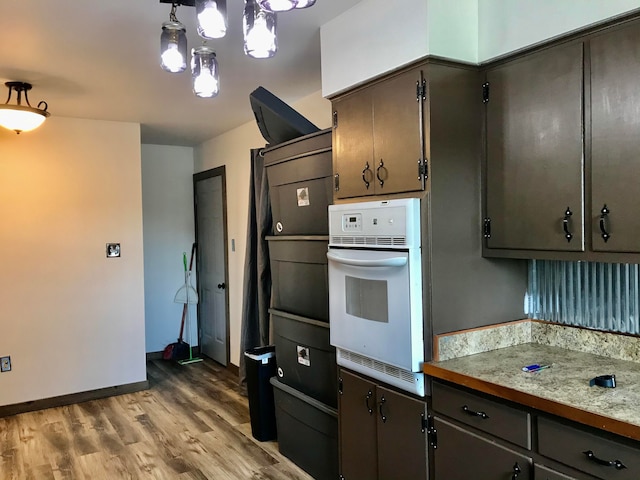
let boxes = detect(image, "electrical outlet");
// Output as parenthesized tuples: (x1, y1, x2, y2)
(106, 243, 120, 258)
(0, 356, 11, 372)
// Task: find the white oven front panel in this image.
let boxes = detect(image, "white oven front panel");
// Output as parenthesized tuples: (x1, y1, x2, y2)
(327, 247, 423, 372)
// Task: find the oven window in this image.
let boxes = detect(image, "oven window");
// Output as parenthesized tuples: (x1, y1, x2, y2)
(345, 276, 388, 323)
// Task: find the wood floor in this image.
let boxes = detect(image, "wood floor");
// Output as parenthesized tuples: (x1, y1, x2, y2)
(0, 358, 314, 480)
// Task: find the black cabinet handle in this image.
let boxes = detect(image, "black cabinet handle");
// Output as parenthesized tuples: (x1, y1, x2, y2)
(362, 162, 371, 190)
(379, 395, 387, 423)
(376, 159, 385, 187)
(599, 204, 611, 242)
(365, 390, 373, 415)
(217, 283, 225, 289)
(563, 207, 573, 242)
(583, 450, 627, 470)
(462, 405, 489, 419)
(511, 462, 521, 479)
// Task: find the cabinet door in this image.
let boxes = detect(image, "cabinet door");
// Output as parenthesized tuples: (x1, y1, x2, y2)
(332, 90, 375, 199)
(590, 22, 640, 253)
(485, 42, 584, 251)
(376, 386, 428, 480)
(372, 67, 425, 195)
(338, 369, 377, 480)
(433, 417, 532, 479)
(534, 464, 583, 480)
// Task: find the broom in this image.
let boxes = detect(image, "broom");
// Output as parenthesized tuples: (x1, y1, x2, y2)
(163, 243, 196, 361)
(175, 244, 203, 365)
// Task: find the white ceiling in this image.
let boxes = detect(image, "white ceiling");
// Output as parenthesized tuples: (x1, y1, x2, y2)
(0, 0, 361, 146)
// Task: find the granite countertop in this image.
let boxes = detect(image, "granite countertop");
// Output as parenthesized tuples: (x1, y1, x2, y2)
(424, 333, 640, 441)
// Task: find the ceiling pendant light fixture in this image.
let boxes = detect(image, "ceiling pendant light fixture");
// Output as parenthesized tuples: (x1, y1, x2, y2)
(195, 0, 227, 39)
(161, 3, 188, 73)
(191, 45, 220, 98)
(256, 0, 297, 12)
(244, 0, 277, 59)
(0, 82, 50, 134)
(294, 0, 316, 8)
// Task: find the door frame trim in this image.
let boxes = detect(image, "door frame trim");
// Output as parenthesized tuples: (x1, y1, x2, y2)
(193, 166, 230, 366)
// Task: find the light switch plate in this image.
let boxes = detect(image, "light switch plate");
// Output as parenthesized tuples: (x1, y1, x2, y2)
(106, 243, 120, 258)
(1, 356, 11, 372)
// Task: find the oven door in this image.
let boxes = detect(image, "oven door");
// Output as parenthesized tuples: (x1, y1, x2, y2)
(327, 247, 423, 372)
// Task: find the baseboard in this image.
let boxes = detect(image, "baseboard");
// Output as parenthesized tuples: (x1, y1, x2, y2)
(147, 346, 201, 361)
(227, 363, 239, 377)
(0, 380, 149, 418)
(146, 351, 164, 361)
(148, 349, 237, 376)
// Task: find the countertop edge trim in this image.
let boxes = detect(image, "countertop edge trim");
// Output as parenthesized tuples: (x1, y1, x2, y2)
(424, 363, 640, 442)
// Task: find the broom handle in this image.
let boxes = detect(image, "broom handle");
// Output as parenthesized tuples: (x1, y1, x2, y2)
(178, 243, 197, 342)
(188, 242, 197, 272)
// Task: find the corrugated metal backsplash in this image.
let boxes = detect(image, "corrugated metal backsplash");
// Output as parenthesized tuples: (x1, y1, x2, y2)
(525, 260, 640, 335)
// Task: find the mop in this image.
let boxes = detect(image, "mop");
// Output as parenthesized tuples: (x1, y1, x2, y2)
(174, 251, 203, 365)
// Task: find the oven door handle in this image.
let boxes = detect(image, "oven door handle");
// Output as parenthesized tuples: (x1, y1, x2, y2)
(326, 251, 407, 267)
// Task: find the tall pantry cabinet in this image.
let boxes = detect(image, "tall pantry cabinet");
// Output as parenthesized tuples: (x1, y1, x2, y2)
(330, 58, 528, 480)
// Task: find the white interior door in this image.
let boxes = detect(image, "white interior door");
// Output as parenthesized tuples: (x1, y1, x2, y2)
(195, 171, 228, 365)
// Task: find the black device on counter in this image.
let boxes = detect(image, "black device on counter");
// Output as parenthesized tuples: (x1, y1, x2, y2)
(589, 374, 616, 388)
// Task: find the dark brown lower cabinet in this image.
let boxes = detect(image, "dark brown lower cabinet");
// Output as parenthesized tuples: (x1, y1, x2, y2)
(433, 416, 532, 479)
(534, 464, 580, 480)
(430, 379, 640, 480)
(338, 368, 428, 480)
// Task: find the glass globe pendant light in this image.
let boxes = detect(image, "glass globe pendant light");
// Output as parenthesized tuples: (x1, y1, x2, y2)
(257, 0, 297, 12)
(243, 0, 277, 59)
(191, 45, 220, 98)
(160, 3, 187, 73)
(195, 0, 227, 39)
(294, 0, 315, 8)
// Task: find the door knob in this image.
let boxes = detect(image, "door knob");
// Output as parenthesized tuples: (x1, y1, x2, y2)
(217, 283, 226, 289)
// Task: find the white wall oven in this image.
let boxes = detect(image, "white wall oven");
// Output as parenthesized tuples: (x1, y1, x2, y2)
(327, 198, 425, 396)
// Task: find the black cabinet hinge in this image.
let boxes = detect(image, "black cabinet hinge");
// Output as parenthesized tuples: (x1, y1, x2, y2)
(338, 377, 343, 395)
(334, 173, 340, 192)
(416, 78, 427, 101)
(482, 82, 490, 103)
(333, 110, 338, 128)
(418, 158, 429, 182)
(426, 414, 438, 449)
(483, 217, 491, 239)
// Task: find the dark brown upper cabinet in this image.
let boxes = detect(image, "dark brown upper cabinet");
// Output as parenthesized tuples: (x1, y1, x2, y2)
(332, 64, 427, 199)
(590, 21, 640, 254)
(483, 14, 640, 262)
(484, 42, 585, 253)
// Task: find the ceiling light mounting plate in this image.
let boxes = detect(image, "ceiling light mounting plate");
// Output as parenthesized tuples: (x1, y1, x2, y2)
(6, 81, 33, 93)
(159, 0, 195, 6)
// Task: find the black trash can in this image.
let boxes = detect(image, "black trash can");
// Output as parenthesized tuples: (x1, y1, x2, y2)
(244, 345, 277, 441)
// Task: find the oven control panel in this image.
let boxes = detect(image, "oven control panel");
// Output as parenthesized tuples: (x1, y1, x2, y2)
(341, 213, 363, 232)
(329, 198, 420, 248)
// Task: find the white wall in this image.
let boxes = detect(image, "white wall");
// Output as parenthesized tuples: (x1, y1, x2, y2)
(479, 0, 640, 61)
(428, 0, 478, 62)
(194, 89, 331, 366)
(141, 144, 196, 354)
(321, 0, 429, 97)
(0, 116, 146, 407)
(321, 0, 640, 96)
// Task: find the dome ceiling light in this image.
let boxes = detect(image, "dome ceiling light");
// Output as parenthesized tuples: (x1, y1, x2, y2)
(0, 82, 51, 134)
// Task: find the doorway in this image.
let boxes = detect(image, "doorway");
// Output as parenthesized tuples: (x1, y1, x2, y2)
(194, 166, 229, 366)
